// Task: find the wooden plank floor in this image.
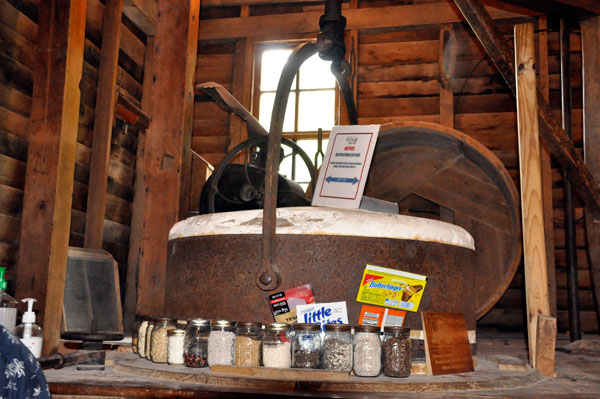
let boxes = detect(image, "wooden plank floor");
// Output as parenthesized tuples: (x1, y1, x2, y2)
(46, 332, 600, 398)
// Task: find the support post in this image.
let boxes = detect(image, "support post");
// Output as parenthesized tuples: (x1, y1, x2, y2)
(137, 0, 201, 315)
(560, 19, 581, 342)
(581, 16, 600, 331)
(439, 23, 455, 128)
(514, 22, 551, 368)
(84, 0, 124, 249)
(16, 0, 87, 356)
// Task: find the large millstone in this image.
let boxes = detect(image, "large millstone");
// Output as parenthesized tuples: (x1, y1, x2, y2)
(165, 207, 477, 330)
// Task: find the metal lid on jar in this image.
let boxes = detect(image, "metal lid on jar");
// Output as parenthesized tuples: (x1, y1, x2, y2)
(292, 323, 321, 332)
(383, 326, 410, 336)
(211, 320, 234, 327)
(265, 323, 290, 331)
(324, 323, 351, 332)
(154, 316, 176, 324)
(355, 325, 380, 333)
(167, 329, 186, 336)
(235, 321, 262, 328)
(188, 318, 210, 326)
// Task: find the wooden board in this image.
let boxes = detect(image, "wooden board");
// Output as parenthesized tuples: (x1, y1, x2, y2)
(422, 312, 474, 376)
(210, 365, 349, 381)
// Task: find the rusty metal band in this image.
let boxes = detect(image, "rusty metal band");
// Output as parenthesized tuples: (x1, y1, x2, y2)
(258, 42, 319, 291)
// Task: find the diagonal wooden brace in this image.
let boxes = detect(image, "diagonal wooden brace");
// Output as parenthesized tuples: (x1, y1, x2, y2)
(454, 0, 600, 218)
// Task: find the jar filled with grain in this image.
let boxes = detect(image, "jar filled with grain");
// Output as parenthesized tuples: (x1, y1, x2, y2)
(234, 321, 262, 366)
(291, 323, 321, 369)
(208, 320, 235, 366)
(353, 325, 381, 377)
(136, 316, 151, 357)
(167, 329, 186, 365)
(184, 318, 210, 368)
(262, 323, 291, 368)
(322, 324, 352, 372)
(144, 318, 156, 360)
(150, 317, 176, 363)
(382, 326, 411, 378)
(131, 315, 142, 355)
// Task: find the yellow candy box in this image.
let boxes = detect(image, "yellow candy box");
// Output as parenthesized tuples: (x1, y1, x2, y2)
(356, 264, 428, 312)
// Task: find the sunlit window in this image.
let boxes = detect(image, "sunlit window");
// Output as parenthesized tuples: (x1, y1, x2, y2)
(256, 46, 337, 189)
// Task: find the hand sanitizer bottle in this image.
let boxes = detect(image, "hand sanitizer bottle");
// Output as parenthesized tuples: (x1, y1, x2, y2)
(13, 298, 43, 358)
(0, 267, 18, 331)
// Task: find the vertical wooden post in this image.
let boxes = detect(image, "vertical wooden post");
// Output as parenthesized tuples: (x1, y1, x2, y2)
(177, 3, 202, 222)
(229, 38, 249, 152)
(137, 0, 200, 316)
(15, 0, 87, 356)
(84, 0, 124, 249)
(514, 22, 552, 367)
(123, 36, 154, 330)
(439, 23, 455, 128)
(536, 16, 557, 319)
(581, 16, 600, 331)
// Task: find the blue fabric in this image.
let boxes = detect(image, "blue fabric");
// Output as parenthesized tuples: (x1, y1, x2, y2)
(0, 325, 51, 399)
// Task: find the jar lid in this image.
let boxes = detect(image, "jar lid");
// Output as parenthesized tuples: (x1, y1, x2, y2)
(292, 323, 321, 332)
(324, 323, 351, 332)
(383, 326, 410, 335)
(211, 320, 234, 327)
(235, 321, 262, 328)
(188, 318, 210, 326)
(167, 329, 186, 336)
(265, 323, 290, 331)
(154, 316, 176, 323)
(355, 325, 380, 333)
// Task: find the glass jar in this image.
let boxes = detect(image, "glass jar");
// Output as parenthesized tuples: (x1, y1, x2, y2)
(144, 318, 156, 360)
(150, 317, 176, 363)
(167, 329, 186, 365)
(322, 324, 352, 372)
(353, 325, 381, 377)
(382, 326, 411, 377)
(291, 323, 321, 369)
(262, 323, 291, 368)
(207, 320, 235, 366)
(184, 318, 210, 368)
(234, 321, 262, 366)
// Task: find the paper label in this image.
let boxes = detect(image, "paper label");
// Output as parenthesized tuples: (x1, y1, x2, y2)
(358, 304, 406, 330)
(21, 337, 42, 358)
(296, 301, 349, 331)
(268, 283, 316, 324)
(356, 264, 427, 312)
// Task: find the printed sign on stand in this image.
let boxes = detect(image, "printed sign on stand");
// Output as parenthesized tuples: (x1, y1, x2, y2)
(311, 125, 380, 208)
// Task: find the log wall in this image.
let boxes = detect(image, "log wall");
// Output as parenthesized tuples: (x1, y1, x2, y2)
(193, 0, 597, 332)
(0, 0, 146, 299)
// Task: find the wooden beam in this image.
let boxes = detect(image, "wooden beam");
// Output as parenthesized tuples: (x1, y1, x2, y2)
(580, 16, 600, 331)
(228, 39, 248, 152)
(84, 0, 124, 250)
(137, 0, 200, 316)
(535, 315, 557, 377)
(439, 24, 455, 128)
(123, 0, 157, 36)
(199, 3, 536, 40)
(498, 0, 596, 21)
(537, 16, 557, 318)
(15, 0, 87, 356)
(454, 0, 600, 218)
(515, 22, 551, 367)
(123, 36, 154, 331)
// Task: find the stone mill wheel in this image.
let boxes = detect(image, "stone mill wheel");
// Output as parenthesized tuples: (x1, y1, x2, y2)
(364, 121, 522, 319)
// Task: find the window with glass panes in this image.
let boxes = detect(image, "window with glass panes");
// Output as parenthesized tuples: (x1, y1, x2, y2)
(256, 46, 337, 190)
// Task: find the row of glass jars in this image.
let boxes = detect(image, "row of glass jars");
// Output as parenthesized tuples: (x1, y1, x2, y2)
(134, 317, 411, 377)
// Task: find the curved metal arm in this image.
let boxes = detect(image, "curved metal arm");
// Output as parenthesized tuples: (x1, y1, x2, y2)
(332, 60, 358, 125)
(257, 42, 319, 291)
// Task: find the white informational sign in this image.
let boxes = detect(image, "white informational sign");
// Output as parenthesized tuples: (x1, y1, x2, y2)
(296, 301, 349, 332)
(311, 125, 380, 208)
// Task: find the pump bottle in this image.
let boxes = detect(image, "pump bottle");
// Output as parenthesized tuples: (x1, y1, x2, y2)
(0, 266, 18, 331)
(13, 298, 43, 358)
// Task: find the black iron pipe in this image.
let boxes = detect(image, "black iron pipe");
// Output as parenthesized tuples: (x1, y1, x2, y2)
(560, 19, 581, 342)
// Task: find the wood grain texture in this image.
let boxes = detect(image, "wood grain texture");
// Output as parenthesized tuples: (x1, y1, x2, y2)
(84, 0, 124, 250)
(15, 0, 87, 356)
(580, 16, 600, 332)
(535, 315, 557, 377)
(439, 24, 455, 128)
(137, 0, 200, 315)
(515, 22, 551, 367)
